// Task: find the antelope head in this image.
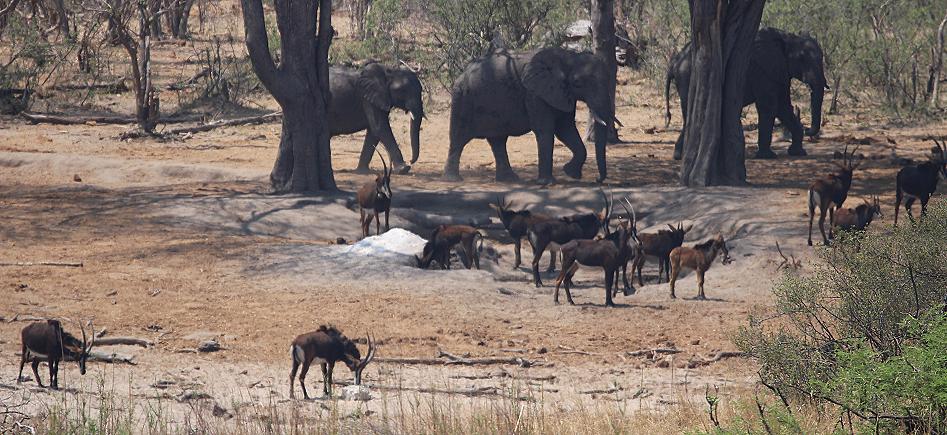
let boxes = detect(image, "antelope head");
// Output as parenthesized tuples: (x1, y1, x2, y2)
(352, 334, 377, 385)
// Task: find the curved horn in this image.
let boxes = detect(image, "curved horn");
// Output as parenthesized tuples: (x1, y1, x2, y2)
(623, 197, 636, 229)
(374, 147, 389, 178)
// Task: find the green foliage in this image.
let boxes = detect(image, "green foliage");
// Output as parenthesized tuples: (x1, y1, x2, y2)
(762, 0, 947, 115)
(330, 0, 412, 65)
(424, 0, 580, 89)
(0, 13, 59, 113)
(736, 201, 947, 432)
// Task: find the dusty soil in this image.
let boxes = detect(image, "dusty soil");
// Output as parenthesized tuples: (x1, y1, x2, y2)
(1, 10, 945, 428)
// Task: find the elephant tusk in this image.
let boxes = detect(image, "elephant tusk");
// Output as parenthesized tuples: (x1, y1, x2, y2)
(591, 112, 607, 126)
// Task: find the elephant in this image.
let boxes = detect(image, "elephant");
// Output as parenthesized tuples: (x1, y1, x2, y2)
(443, 47, 617, 184)
(328, 62, 424, 174)
(665, 27, 827, 160)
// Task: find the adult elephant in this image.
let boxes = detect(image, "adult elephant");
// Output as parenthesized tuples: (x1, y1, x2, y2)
(665, 27, 827, 160)
(443, 48, 616, 184)
(329, 62, 424, 174)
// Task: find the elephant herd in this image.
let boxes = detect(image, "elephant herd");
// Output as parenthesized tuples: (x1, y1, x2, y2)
(328, 27, 826, 184)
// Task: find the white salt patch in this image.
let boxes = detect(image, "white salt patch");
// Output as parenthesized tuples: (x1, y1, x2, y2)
(343, 228, 427, 265)
(340, 384, 372, 401)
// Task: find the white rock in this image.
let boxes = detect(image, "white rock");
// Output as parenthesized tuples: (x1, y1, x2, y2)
(340, 384, 372, 401)
(343, 228, 427, 265)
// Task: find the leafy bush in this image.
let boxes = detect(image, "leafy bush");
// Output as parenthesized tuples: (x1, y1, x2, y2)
(424, 0, 579, 89)
(735, 201, 947, 432)
(0, 13, 58, 113)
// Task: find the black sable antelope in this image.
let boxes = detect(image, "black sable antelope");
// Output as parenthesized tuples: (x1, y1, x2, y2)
(416, 224, 484, 270)
(808, 145, 860, 246)
(490, 196, 554, 270)
(526, 191, 613, 287)
(18, 319, 95, 389)
(356, 150, 393, 238)
(554, 199, 637, 307)
(289, 326, 376, 399)
(894, 140, 947, 225)
(631, 222, 691, 285)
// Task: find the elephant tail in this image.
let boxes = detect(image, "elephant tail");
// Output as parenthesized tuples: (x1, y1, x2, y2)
(664, 68, 673, 128)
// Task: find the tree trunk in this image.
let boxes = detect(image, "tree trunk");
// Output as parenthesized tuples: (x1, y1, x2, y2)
(165, 0, 195, 38)
(587, 0, 620, 144)
(931, 10, 947, 108)
(241, 0, 336, 193)
(680, 0, 765, 187)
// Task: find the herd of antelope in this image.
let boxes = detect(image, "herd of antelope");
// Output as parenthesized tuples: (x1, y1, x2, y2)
(14, 141, 946, 397)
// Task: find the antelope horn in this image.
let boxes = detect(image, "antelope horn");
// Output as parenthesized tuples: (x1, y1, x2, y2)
(361, 334, 377, 368)
(623, 197, 636, 228)
(374, 147, 389, 178)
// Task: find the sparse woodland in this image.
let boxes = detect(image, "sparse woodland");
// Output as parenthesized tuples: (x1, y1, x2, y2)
(0, 0, 946, 433)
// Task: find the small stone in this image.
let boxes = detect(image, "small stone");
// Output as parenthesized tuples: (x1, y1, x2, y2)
(336, 237, 347, 245)
(197, 339, 221, 352)
(690, 339, 700, 345)
(212, 403, 233, 419)
(73, 174, 82, 182)
(340, 385, 371, 401)
(537, 347, 548, 354)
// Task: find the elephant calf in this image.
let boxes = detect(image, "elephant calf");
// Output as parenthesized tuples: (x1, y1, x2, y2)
(443, 47, 617, 184)
(329, 62, 424, 174)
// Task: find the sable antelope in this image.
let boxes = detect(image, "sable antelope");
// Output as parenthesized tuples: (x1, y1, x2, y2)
(289, 325, 376, 399)
(631, 222, 691, 285)
(894, 140, 947, 225)
(416, 224, 484, 270)
(669, 234, 732, 300)
(18, 319, 95, 389)
(833, 196, 882, 234)
(490, 196, 555, 270)
(808, 145, 860, 246)
(609, 197, 640, 295)
(526, 190, 612, 287)
(554, 200, 637, 307)
(356, 150, 392, 238)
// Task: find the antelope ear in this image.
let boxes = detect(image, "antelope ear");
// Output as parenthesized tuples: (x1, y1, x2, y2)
(358, 63, 392, 112)
(522, 50, 574, 113)
(667, 224, 676, 232)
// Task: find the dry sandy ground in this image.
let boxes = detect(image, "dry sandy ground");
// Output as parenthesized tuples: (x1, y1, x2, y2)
(1, 34, 945, 429)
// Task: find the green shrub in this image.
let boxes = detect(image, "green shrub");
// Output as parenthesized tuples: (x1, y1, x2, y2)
(735, 201, 947, 432)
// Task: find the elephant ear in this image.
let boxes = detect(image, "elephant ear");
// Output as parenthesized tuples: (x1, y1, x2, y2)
(522, 50, 574, 113)
(358, 63, 392, 112)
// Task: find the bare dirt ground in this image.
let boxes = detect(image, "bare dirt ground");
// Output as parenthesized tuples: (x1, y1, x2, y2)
(1, 16, 945, 431)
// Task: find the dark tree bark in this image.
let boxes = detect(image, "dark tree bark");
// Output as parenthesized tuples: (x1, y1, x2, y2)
(679, 0, 765, 186)
(165, 0, 195, 38)
(241, 0, 336, 192)
(587, 0, 620, 144)
(106, 0, 161, 133)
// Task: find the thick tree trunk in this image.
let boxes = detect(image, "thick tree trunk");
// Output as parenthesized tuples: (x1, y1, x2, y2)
(680, 0, 765, 186)
(587, 0, 620, 144)
(241, 0, 336, 193)
(931, 10, 947, 108)
(165, 0, 195, 38)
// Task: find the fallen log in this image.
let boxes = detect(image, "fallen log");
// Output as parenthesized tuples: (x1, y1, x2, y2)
(88, 350, 136, 365)
(626, 348, 681, 358)
(93, 337, 153, 348)
(686, 351, 747, 368)
(438, 349, 534, 367)
(52, 79, 128, 93)
(0, 261, 83, 267)
(120, 112, 282, 139)
(20, 112, 205, 126)
(580, 386, 623, 395)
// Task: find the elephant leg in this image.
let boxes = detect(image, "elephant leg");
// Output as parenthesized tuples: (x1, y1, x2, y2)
(555, 121, 587, 180)
(777, 92, 807, 156)
(444, 130, 472, 181)
(355, 132, 381, 174)
(487, 136, 519, 182)
(673, 92, 688, 161)
(754, 102, 778, 159)
(534, 128, 557, 185)
(365, 107, 409, 174)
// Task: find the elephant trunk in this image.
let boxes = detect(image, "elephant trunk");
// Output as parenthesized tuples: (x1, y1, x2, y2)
(589, 105, 612, 183)
(409, 109, 422, 164)
(806, 85, 824, 137)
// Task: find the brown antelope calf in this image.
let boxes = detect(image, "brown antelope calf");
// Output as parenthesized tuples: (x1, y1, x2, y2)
(832, 196, 882, 235)
(19, 319, 95, 389)
(669, 234, 732, 300)
(808, 145, 860, 246)
(289, 325, 376, 399)
(631, 222, 691, 285)
(894, 140, 947, 225)
(356, 150, 392, 238)
(527, 191, 612, 287)
(416, 224, 484, 270)
(554, 216, 634, 307)
(490, 196, 554, 270)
